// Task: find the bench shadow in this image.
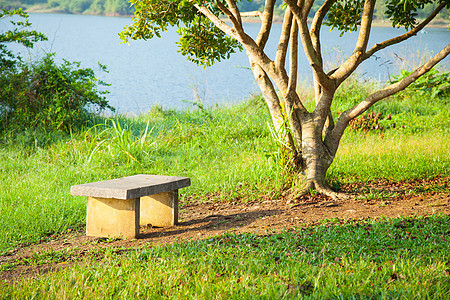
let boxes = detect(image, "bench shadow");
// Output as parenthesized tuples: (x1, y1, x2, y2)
(138, 209, 282, 240)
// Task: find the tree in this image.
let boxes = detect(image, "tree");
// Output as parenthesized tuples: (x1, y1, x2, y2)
(120, 0, 450, 199)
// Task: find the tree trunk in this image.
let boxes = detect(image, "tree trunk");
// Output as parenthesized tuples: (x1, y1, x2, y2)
(298, 116, 333, 190)
(285, 114, 348, 200)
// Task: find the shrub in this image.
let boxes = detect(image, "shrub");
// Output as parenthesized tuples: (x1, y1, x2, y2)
(391, 68, 450, 100)
(0, 8, 47, 72)
(0, 53, 114, 134)
(1, 8, 114, 137)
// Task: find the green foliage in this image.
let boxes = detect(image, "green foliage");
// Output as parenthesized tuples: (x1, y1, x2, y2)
(176, 16, 243, 67)
(326, 0, 449, 35)
(120, 0, 197, 40)
(391, 68, 450, 99)
(120, 0, 243, 67)
(0, 8, 114, 137)
(0, 8, 46, 71)
(325, 0, 365, 35)
(385, 0, 449, 29)
(120, 0, 448, 68)
(0, 53, 114, 134)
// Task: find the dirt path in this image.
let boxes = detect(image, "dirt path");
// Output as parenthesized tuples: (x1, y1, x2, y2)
(1, 177, 449, 282)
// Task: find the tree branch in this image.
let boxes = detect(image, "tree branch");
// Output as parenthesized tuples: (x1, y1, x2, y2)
(275, 8, 293, 70)
(363, 2, 446, 61)
(250, 60, 297, 153)
(215, 1, 243, 33)
(288, 20, 299, 96)
(194, 4, 239, 40)
(198, 1, 307, 116)
(310, 0, 336, 104)
(256, 0, 276, 49)
(283, 19, 304, 148)
(355, 0, 375, 52)
(284, 0, 330, 86)
(329, 44, 450, 154)
(240, 11, 263, 18)
(331, 0, 376, 83)
(302, 0, 315, 19)
(310, 0, 336, 63)
(224, 0, 242, 26)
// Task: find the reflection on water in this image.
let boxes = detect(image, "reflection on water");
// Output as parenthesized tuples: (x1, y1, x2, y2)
(8, 13, 449, 114)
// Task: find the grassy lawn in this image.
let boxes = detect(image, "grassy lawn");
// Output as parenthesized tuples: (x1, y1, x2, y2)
(1, 79, 449, 297)
(2, 215, 450, 298)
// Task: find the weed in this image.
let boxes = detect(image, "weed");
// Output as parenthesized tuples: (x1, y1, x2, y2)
(22, 248, 77, 266)
(391, 68, 450, 99)
(349, 111, 385, 132)
(0, 262, 16, 272)
(87, 118, 155, 166)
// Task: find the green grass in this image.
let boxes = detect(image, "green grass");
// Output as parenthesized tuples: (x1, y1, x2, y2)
(0, 79, 449, 297)
(329, 131, 450, 183)
(2, 215, 450, 299)
(0, 97, 287, 254)
(0, 82, 449, 255)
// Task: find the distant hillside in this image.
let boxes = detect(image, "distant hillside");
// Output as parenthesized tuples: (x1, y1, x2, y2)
(1, 0, 448, 22)
(0, 0, 133, 15)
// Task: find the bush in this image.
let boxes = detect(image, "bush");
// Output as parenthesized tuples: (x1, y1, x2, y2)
(0, 8, 47, 72)
(391, 68, 450, 100)
(1, 8, 114, 138)
(0, 53, 114, 134)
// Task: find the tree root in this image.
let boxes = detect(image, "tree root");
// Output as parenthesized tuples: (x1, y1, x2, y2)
(285, 179, 352, 203)
(315, 185, 351, 201)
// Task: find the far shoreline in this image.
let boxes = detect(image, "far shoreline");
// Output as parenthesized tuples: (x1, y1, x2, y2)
(24, 7, 450, 29)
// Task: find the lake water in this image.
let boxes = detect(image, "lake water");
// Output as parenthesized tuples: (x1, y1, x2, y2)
(7, 13, 450, 114)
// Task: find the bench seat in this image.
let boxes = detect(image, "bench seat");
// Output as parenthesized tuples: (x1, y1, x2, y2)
(70, 174, 191, 239)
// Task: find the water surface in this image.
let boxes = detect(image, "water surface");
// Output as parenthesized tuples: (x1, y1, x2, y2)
(9, 13, 449, 113)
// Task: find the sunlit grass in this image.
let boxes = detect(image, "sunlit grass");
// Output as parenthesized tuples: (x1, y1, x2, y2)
(330, 131, 450, 182)
(0, 83, 448, 255)
(0, 98, 286, 254)
(2, 215, 450, 299)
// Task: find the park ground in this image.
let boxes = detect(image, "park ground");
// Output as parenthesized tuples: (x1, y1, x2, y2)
(1, 177, 448, 282)
(0, 75, 449, 298)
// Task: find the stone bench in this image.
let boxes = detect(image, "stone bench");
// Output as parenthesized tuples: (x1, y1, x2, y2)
(70, 174, 191, 239)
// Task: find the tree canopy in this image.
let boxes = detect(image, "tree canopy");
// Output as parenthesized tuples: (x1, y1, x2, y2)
(121, 0, 449, 68)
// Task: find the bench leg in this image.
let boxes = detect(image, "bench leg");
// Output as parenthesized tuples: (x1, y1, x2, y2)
(140, 190, 178, 227)
(86, 196, 140, 239)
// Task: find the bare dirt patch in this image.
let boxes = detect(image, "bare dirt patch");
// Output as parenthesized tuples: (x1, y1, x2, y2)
(1, 177, 449, 282)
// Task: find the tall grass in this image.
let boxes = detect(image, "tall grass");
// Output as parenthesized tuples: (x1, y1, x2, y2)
(329, 131, 450, 183)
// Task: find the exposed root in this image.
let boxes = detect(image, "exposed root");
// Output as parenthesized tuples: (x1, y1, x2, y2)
(315, 185, 352, 201)
(286, 178, 353, 203)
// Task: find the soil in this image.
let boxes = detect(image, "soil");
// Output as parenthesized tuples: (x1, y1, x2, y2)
(1, 177, 449, 283)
